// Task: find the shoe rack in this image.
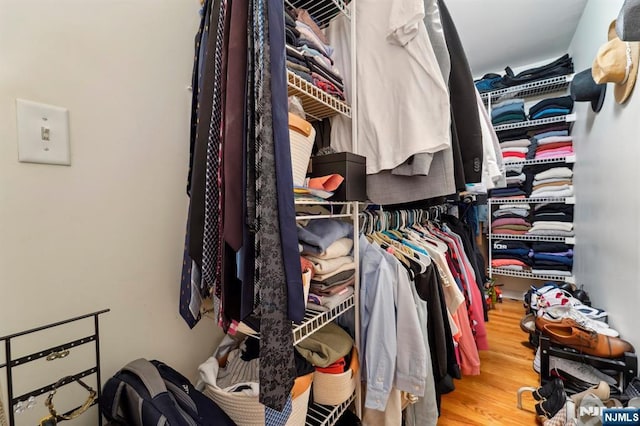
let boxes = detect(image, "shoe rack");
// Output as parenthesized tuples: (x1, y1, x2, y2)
(538, 336, 638, 393)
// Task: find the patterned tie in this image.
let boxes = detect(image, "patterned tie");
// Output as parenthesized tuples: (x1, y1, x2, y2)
(201, 0, 227, 304)
(254, 0, 297, 412)
(179, 223, 202, 328)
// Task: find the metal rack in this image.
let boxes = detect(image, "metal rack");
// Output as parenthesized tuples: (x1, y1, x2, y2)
(481, 74, 574, 105)
(489, 197, 575, 205)
(0, 309, 109, 426)
(493, 113, 577, 132)
(295, 201, 361, 422)
(306, 392, 355, 426)
(488, 267, 575, 284)
(285, 0, 350, 29)
(287, 71, 351, 121)
(489, 234, 575, 244)
(503, 155, 576, 167)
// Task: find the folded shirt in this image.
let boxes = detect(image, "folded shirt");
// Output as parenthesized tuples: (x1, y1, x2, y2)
(491, 248, 532, 257)
(492, 217, 532, 227)
(304, 255, 354, 275)
(298, 220, 353, 254)
(532, 130, 570, 141)
(535, 148, 575, 159)
(506, 176, 527, 185)
(535, 167, 573, 180)
(503, 152, 527, 158)
(531, 108, 572, 120)
(492, 240, 530, 250)
(501, 147, 529, 154)
(493, 208, 530, 218)
(311, 262, 356, 282)
(493, 112, 527, 125)
(307, 287, 354, 312)
(532, 242, 573, 253)
(500, 138, 531, 148)
(532, 269, 572, 276)
(305, 237, 353, 260)
(493, 98, 526, 108)
(533, 176, 574, 186)
(492, 253, 533, 266)
(491, 258, 528, 268)
(498, 203, 531, 210)
(527, 229, 575, 237)
(535, 142, 573, 153)
(505, 163, 525, 173)
(533, 254, 574, 266)
(533, 213, 573, 223)
(528, 96, 574, 117)
(310, 276, 356, 296)
(533, 180, 573, 191)
(537, 250, 574, 257)
(490, 190, 527, 198)
(536, 136, 574, 146)
(296, 21, 333, 58)
(530, 186, 574, 198)
(534, 203, 574, 214)
(529, 221, 574, 231)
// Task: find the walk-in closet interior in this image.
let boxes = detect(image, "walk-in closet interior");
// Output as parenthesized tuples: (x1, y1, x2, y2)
(2, 0, 640, 425)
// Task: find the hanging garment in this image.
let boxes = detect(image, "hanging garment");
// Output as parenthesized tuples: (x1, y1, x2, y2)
(328, 0, 451, 174)
(476, 89, 505, 189)
(438, 0, 483, 185)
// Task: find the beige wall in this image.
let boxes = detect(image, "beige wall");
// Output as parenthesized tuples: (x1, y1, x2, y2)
(0, 1, 223, 421)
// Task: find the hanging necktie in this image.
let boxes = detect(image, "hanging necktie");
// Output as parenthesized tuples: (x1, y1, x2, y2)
(254, 0, 296, 411)
(201, 0, 228, 306)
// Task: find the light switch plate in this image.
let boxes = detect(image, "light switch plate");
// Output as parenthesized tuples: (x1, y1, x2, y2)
(16, 99, 71, 166)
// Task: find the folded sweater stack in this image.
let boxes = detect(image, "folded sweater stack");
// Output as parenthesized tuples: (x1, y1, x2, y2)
(285, 8, 345, 100)
(491, 204, 531, 235)
(528, 203, 574, 237)
(530, 241, 574, 277)
(298, 219, 355, 312)
(528, 95, 574, 120)
(491, 99, 526, 125)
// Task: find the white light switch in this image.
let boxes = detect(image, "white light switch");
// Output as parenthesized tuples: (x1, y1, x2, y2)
(16, 99, 71, 166)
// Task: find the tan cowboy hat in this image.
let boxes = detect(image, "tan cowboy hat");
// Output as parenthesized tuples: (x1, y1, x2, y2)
(592, 20, 640, 103)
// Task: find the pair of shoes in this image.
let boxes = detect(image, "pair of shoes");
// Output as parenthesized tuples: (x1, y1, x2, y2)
(536, 287, 607, 321)
(535, 379, 566, 422)
(537, 305, 619, 337)
(549, 357, 617, 386)
(535, 316, 634, 358)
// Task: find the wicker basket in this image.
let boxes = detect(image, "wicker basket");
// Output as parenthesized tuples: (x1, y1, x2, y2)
(312, 347, 359, 406)
(203, 373, 312, 426)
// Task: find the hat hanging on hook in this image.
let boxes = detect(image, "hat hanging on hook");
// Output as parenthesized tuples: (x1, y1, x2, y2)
(592, 20, 640, 104)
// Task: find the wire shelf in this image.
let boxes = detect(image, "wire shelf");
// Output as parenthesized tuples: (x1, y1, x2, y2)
(287, 71, 351, 121)
(295, 200, 354, 206)
(490, 234, 576, 244)
(293, 295, 354, 345)
(504, 155, 576, 166)
(244, 295, 355, 345)
(494, 113, 577, 132)
(305, 392, 355, 426)
(490, 267, 575, 283)
(488, 197, 575, 205)
(285, 0, 350, 28)
(481, 74, 574, 104)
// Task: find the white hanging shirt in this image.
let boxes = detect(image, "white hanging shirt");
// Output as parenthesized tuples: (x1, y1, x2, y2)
(328, 0, 451, 174)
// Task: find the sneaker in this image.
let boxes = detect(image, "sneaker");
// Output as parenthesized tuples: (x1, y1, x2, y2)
(538, 306, 619, 337)
(537, 288, 608, 321)
(549, 357, 617, 386)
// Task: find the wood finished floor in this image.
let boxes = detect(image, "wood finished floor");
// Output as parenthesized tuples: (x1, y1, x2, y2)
(439, 299, 540, 425)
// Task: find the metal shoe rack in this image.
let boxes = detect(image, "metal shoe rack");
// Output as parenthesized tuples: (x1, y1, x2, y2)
(538, 336, 638, 393)
(0, 309, 109, 426)
(485, 75, 578, 287)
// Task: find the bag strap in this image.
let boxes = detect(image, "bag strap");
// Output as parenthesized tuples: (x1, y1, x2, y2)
(122, 359, 168, 398)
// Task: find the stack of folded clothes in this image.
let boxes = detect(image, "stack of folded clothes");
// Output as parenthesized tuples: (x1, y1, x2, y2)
(298, 219, 355, 312)
(527, 203, 574, 237)
(533, 136, 574, 160)
(500, 138, 531, 163)
(475, 54, 574, 93)
(531, 166, 573, 195)
(491, 99, 526, 125)
(530, 242, 574, 277)
(491, 204, 531, 234)
(488, 185, 527, 199)
(528, 95, 574, 120)
(285, 8, 345, 100)
(491, 240, 533, 271)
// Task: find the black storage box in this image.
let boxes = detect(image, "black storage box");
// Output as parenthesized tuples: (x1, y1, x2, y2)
(310, 152, 367, 201)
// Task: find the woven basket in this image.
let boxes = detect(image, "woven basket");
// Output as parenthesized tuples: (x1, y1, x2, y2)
(289, 113, 315, 187)
(203, 373, 312, 426)
(312, 347, 359, 406)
